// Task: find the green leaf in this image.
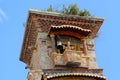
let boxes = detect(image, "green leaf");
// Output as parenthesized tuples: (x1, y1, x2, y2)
(47, 5, 53, 12)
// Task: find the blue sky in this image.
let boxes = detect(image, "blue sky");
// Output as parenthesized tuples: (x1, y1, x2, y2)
(0, 0, 120, 80)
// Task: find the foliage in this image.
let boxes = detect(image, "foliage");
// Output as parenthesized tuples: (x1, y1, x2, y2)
(79, 9, 91, 16)
(47, 5, 53, 12)
(47, 4, 91, 16)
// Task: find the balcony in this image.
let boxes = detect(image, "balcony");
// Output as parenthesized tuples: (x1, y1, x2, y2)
(51, 49, 89, 67)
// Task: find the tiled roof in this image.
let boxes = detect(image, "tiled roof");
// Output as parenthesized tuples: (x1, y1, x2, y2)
(51, 25, 91, 32)
(47, 73, 106, 80)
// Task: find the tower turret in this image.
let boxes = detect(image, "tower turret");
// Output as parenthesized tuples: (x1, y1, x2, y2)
(20, 9, 106, 80)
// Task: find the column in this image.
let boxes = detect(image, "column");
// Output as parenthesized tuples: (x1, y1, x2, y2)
(81, 38, 90, 67)
(27, 70, 43, 80)
(50, 34, 56, 52)
(81, 38, 88, 55)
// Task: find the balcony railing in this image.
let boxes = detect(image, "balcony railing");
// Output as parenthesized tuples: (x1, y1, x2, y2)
(43, 68, 103, 76)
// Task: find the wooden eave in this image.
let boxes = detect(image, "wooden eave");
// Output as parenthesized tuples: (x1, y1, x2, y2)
(48, 25, 91, 39)
(19, 9, 104, 64)
(20, 12, 37, 64)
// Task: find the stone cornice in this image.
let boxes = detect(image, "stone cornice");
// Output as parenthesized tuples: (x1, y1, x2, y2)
(29, 9, 104, 21)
